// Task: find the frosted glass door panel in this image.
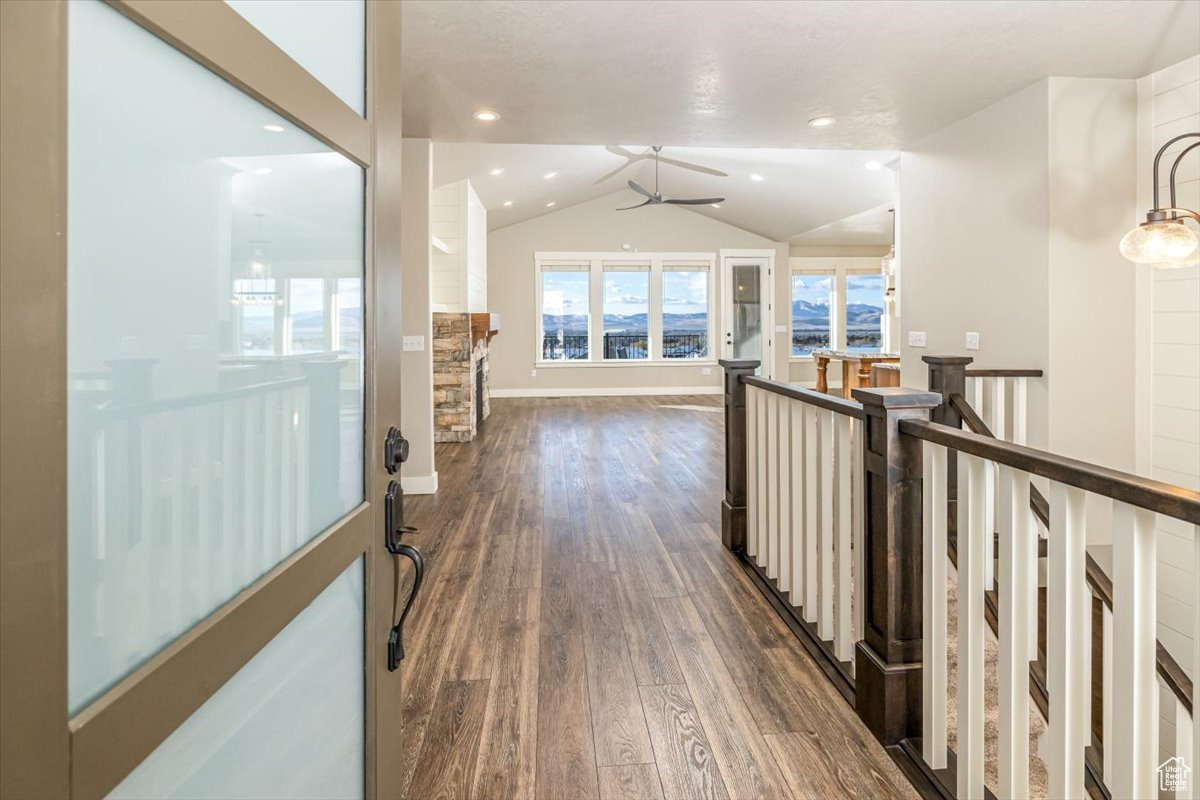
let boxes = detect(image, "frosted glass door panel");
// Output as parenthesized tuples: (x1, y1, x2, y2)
(107, 559, 365, 800)
(67, 0, 365, 712)
(224, 0, 365, 114)
(731, 263, 763, 361)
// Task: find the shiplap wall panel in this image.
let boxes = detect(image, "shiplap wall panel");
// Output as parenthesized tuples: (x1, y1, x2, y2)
(1145, 55, 1200, 776)
(432, 183, 465, 310)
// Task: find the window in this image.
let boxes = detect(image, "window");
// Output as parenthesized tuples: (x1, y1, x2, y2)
(603, 264, 649, 360)
(541, 266, 590, 360)
(662, 263, 709, 359)
(334, 277, 363, 356)
(288, 278, 326, 354)
(845, 272, 885, 352)
(790, 272, 833, 356)
(234, 278, 279, 355)
(535, 252, 716, 364)
(790, 263, 888, 356)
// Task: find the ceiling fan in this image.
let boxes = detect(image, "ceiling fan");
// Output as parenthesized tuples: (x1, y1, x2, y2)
(594, 145, 728, 184)
(617, 146, 726, 211)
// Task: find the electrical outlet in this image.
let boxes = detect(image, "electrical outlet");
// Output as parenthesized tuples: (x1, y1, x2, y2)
(965, 331, 980, 351)
(702, 367, 712, 376)
(908, 331, 927, 348)
(531, 368, 537, 377)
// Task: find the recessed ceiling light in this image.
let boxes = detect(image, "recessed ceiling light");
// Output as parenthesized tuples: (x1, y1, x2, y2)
(710, 203, 721, 208)
(489, 167, 505, 176)
(254, 167, 272, 176)
(807, 116, 836, 128)
(749, 174, 764, 182)
(546, 201, 557, 208)
(864, 161, 883, 171)
(473, 110, 500, 122)
(503, 200, 514, 207)
(543, 171, 558, 179)
(263, 124, 285, 133)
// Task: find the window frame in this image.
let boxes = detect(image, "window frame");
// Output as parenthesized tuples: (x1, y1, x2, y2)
(788, 268, 835, 359)
(534, 251, 717, 367)
(789, 257, 889, 361)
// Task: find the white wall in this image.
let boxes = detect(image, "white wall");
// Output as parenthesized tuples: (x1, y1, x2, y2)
(899, 80, 1052, 447)
(465, 182, 487, 312)
(487, 191, 785, 394)
(399, 138, 436, 493)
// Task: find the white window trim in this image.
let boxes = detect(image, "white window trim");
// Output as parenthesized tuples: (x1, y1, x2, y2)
(534, 251, 717, 366)
(788, 257, 887, 361)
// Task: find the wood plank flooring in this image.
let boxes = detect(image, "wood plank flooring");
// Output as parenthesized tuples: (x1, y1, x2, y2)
(400, 395, 917, 800)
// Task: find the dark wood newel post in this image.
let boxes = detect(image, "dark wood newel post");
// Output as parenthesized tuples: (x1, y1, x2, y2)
(851, 386, 942, 747)
(923, 355, 972, 537)
(719, 359, 759, 553)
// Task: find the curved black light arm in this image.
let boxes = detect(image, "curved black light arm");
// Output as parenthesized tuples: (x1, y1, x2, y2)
(1169, 141, 1199, 214)
(1152, 132, 1200, 211)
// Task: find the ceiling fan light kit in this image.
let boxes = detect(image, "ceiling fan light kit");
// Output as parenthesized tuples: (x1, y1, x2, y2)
(616, 146, 726, 211)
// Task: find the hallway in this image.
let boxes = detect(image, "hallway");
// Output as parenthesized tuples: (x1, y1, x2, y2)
(399, 395, 916, 800)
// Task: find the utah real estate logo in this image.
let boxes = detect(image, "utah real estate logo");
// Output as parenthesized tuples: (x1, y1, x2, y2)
(1160, 756, 1191, 792)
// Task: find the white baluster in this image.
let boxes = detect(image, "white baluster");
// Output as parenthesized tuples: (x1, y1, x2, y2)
(1047, 482, 1089, 800)
(765, 392, 777, 577)
(1101, 603, 1112, 787)
(852, 417, 865, 647)
(819, 409, 834, 639)
(958, 453, 986, 800)
(747, 387, 758, 560)
(1111, 500, 1158, 800)
(1013, 377, 1028, 446)
(789, 400, 804, 607)
(923, 442, 948, 769)
(778, 396, 792, 593)
(992, 377, 1007, 443)
(1175, 696, 1194, 800)
(758, 390, 769, 563)
(999, 467, 1031, 798)
(803, 405, 819, 623)
(1194, 525, 1200, 800)
(834, 413, 853, 662)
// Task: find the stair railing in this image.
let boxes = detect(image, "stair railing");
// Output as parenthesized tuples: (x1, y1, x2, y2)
(720, 357, 1200, 800)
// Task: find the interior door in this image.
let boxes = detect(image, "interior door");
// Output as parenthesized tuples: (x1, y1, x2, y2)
(721, 250, 775, 377)
(0, 2, 407, 798)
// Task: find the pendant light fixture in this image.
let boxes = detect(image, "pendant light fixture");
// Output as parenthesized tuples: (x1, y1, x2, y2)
(880, 208, 896, 277)
(1120, 133, 1200, 269)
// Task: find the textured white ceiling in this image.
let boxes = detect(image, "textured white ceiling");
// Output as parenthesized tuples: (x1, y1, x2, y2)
(790, 203, 895, 247)
(432, 143, 897, 241)
(402, 0, 1200, 149)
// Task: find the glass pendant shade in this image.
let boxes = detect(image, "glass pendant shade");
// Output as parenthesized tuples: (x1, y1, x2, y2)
(880, 246, 896, 276)
(1120, 220, 1200, 269)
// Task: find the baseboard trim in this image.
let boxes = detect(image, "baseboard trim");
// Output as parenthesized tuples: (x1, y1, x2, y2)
(401, 472, 438, 495)
(489, 385, 721, 398)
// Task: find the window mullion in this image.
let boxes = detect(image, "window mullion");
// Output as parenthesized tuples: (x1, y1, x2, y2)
(650, 258, 663, 360)
(589, 258, 603, 362)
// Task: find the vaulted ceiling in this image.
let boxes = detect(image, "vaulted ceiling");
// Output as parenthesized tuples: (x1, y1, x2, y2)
(432, 143, 897, 242)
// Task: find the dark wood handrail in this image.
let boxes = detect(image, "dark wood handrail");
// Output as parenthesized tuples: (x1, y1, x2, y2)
(742, 375, 866, 420)
(964, 369, 1044, 378)
(944, 394, 1196, 711)
(901, 418, 1200, 524)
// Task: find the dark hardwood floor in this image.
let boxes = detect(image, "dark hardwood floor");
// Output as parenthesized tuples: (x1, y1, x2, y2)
(400, 395, 916, 800)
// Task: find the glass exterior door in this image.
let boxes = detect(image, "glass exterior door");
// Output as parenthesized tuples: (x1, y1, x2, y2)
(0, 2, 405, 797)
(722, 253, 773, 376)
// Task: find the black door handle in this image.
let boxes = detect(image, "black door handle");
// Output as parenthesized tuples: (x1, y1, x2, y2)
(387, 542, 423, 671)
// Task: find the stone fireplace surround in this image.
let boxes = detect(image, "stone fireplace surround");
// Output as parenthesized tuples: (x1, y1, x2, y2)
(432, 312, 498, 442)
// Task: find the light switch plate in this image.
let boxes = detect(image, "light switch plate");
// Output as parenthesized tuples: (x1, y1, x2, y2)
(402, 335, 424, 352)
(965, 331, 980, 351)
(774, 324, 788, 333)
(531, 368, 537, 377)
(702, 367, 712, 375)
(908, 331, 927, 348)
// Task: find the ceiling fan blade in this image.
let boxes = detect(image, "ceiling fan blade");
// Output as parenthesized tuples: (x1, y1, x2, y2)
(593, 146, 650, 184)
(654, 155, 729, 177)
(627, 180, 658, 200)
(616, 198, 654, 211)
(663, 197, 726, 205)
